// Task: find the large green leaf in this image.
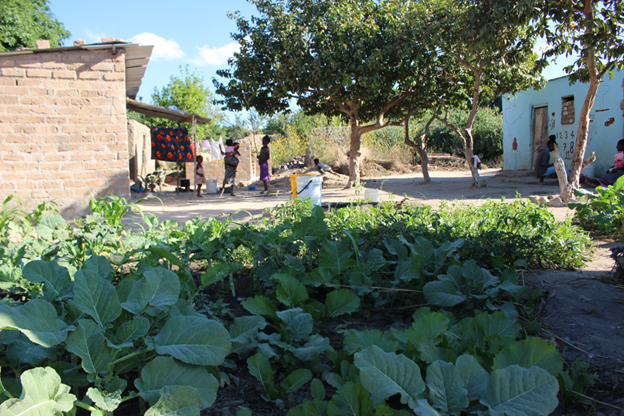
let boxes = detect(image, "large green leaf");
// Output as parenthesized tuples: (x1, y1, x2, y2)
(109, 316, 150, 349)
(145, 246, 191, 282)
(135, 356, 218, 410)
(241, 296, 278, 320)
(0, 299, 74, 347)
(325, 289, 360, 317)
(412, 399, 442, 416)
(0, 265, 22, 290)
(22, 260, 72, 301)
(82, 255, 114, 281)
(274, 274, 309, 307)
(423, 279, 467, 307)
(455, 354, 488, 401)
(492, 337, 563, 376)
(394, 256, 422, 283)
(151, 316, 230, 366)
(318, 240, 355, 274)
(354, 345, 426, 408)
(327, 382, 373, 416)
(247, 353, 277, 400)
(480, 365, 559, 416)
(0, 367, 75, 416)
(293, 334, 329, 361)
(343, 329, 398, 354)
(464, 312, 521, 346)
(286, 313, 313, 342)
(281, 369, 313, 394)
(144, 385, 202, 416)
(230, 316, 266, 349)
(121, 268, 181, 314)
(35, 214, 66, 240)
(426, 361, 468, 416)
(74, 269, 122, 327)
(301, 267, 336, 287)
(409, 311, 450, 339)
(5, 333, 55, 366)
(65, 319, 112, 374)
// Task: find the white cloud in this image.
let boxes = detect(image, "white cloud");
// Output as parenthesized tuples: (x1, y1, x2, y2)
(129, 33, 185, 61)
(190, 42, 240, 66)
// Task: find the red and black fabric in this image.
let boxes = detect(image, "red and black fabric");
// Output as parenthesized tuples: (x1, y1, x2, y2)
(150, 127, 195, 162)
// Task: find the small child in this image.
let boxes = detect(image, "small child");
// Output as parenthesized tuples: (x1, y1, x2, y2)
(195, 155, 205, 197)
(314, 158, 341, 176)
(609, 139, 624, 172)
(471, 153, 483, 170)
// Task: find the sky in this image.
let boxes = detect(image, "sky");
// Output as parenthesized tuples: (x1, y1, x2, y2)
(49, 0, 576, 122)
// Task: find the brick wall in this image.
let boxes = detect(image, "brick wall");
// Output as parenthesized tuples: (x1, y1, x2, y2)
(561, 98, 575, 125)
(185, 142, 258, 185)
(0, 48, 130, 217)
(127, 119, 154, 181)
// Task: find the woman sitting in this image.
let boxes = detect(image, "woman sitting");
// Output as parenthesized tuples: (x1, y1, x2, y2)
(586, 139, 624, 187)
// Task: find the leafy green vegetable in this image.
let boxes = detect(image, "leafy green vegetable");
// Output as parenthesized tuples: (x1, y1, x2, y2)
(0, 367, 75, 416)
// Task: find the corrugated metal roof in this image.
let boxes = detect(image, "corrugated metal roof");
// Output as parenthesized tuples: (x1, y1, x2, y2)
(0, 41, 153, 99)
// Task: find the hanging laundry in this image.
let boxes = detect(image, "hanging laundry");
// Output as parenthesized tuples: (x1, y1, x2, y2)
(210, 138, 224, 160)
(151, 127, 195, 162)
(202, 140, 211, 151)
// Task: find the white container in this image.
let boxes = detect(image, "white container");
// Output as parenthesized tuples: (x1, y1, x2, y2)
(582, 164, 595, 178)
(205, 180, 218, 194)
(364, 189, 380, 203)
(295, 176, 322, 205)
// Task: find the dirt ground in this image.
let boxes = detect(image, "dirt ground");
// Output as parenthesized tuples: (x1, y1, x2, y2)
(128, 168, 624, 415)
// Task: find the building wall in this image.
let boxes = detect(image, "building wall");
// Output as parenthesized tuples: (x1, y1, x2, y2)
(0, 48, 130, 217)
(185, 142, 258, 186)
(503, 70, 624, 176)
(127, 119, 154, 181)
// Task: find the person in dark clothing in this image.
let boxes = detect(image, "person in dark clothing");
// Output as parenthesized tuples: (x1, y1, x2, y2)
(534, 135, 570, 181)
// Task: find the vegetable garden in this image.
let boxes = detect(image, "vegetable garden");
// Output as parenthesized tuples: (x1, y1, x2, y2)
(0, 194, 600, 415)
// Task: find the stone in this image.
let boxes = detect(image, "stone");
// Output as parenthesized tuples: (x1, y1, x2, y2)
(74, 39, 86, 46)
(101, 36, 115, 43)
(549, 196, 567, 207)
(36, 40, 50, 49)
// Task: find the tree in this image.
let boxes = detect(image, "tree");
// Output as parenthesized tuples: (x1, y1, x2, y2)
(0, 0, 70, 51)
(130, 65, 226, 139)
(540, 0, 624, 200)
(407, 0, 545, 186)
(214, 0, 435, 187)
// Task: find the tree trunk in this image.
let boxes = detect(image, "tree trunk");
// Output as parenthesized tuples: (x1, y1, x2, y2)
(404, 111, 432, 182)
(560, 75, 601, 201)
(346, 116, 362, 189)
(462, 131, 483, 186)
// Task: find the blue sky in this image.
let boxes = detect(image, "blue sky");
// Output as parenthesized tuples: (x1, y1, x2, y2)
(49, 0, 574, 121)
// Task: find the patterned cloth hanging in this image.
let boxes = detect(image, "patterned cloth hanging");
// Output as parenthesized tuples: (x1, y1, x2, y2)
(150, 127, 195, 162)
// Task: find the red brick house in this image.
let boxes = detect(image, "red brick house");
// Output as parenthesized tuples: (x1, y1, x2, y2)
(0, 40, 153, 217)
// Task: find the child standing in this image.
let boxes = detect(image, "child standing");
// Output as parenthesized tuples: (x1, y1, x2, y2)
(257, 135, 271, 193)
(195, 155, 205, 197)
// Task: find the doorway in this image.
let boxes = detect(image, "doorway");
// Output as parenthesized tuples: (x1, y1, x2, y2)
(532, 106, 549, 168)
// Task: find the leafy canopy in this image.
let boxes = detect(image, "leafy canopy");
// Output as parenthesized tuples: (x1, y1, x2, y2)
(130, 65, 226, 139)
(0, 0, 70, 51)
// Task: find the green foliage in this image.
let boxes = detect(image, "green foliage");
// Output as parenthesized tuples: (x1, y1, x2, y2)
(0, 0, 70, 51)
(570, 180, 624, 236)
(130, 65, 225, 139)
(0, 194, 597, 415)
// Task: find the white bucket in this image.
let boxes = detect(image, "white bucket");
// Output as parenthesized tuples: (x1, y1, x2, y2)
(364, 189, 380, 203)
(295, 176, 322, 205)
(582, 164, 595, 178)
(205, 180, 218, 194)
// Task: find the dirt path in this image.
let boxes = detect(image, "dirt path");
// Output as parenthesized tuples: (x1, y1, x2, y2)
(130, 168, 573, 223)
(524, 242, 624, 415)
